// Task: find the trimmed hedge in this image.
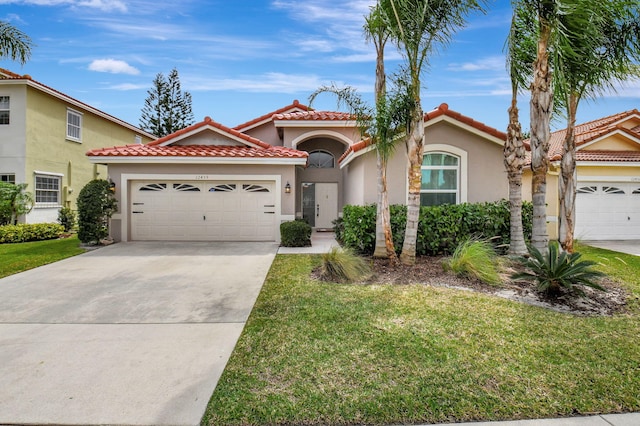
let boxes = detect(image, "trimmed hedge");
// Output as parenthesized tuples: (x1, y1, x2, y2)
(280, 220, 312, 247)
(338, 200, 533, 256)
(0, 223, 65, 244)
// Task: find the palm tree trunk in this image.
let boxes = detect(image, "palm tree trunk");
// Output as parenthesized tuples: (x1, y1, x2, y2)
(400, 106, 424, 265)
(559, 93, 578, 253)
(504, 89, 527, 256)
(374, 157, 397, 260)
(530, 23, 552, 254)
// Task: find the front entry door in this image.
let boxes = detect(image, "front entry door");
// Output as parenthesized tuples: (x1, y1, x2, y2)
(302, 182, 338, 229)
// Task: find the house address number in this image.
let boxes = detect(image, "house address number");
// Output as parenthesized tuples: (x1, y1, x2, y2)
(195, 175, 209, 180)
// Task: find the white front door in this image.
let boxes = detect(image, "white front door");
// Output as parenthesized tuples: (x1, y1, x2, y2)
(302, 182, 338, 229)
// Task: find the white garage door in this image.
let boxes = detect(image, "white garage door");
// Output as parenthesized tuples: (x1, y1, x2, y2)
(130, 180, 276, 241)
(575, 182, 640, 240)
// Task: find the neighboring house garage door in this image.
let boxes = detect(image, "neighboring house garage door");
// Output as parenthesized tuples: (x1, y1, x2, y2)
(130, 180, 276, 241)
(575, 181, 640, 240)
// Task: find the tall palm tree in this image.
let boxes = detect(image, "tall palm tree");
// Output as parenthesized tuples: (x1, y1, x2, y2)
(555, 0, 640, 252)
(503, 9, 531, 256)
(0, 21, 33, 64)
(379, 0, 486, 265)
(365, 4, 397, 260)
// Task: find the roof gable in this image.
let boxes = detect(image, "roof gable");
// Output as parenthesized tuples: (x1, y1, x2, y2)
(424, 103, 506, 145)
(149, 116, 272, 149)
(233, 99, 310, 132)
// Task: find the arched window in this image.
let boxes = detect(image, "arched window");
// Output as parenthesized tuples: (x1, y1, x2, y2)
(308, 150, 335, 168)
(420, 152, 460, 206)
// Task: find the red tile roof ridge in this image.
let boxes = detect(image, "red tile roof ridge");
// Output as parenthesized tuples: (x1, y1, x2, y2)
(338, 138, 373, 164)
(233, 99, 311, 130)
(148, 116, 272, 149)
(273, 110, 357, 121)
(87, 144, 308, 159)
(424, 103, 507, 141)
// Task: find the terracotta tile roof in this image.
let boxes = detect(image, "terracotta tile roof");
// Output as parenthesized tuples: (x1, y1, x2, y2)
(338, 138, 373, 164)
(524, 109, 640, 164)
(86, 144, 308, 159)
(273, 110, 357, 121)
(233, 99, 310, 131)
(0, 68, 154, 138)
(148, 116, 272, 149)
(424, 103, 507, 141)
(576, 150, 640, 162)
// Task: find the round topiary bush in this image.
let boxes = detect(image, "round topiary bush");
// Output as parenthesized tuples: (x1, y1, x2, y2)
(77, 179, 117, 244)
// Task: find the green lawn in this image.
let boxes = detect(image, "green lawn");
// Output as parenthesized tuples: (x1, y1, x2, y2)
(0, 236, 86, 278)
(203, 246, 640, 425)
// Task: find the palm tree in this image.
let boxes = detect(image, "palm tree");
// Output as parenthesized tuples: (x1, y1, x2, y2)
(0, 21, 33, 64)
(365, 5, 397, 260)
(379, 0, 487, 265)
(503, 10, 531, 256)
(555, 0, 640, 252)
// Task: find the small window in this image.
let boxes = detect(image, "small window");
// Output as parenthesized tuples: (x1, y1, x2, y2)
(135, 135, 142, 144)
(308, 150, 335, 168)
(243, 184, 270, 193)
(633, 188, 640, 195)
(173, 183, 200, 192)
(67, 109, 82, 141)
(577, 186, 597, 194)
(1, 173, 15, 184)
(420, 152, 460, 206)
(209, 184, 236, 192)
(139, 183, 167, 191)
(35, 174, 61, 205)
(603, 186, 625, 194)
(0, 96, 9, 125)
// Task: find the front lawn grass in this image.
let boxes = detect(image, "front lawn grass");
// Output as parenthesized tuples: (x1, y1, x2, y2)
(0, 236, 85, 278)
(204, 247, 640, 426)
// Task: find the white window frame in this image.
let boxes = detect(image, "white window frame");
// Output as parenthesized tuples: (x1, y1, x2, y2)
(1, 173, 16, 184)
(0, 96, 9, 125)
(66, 108, 83, 142)
(419, 144, 468, 206)
(34, 172, 62, 207)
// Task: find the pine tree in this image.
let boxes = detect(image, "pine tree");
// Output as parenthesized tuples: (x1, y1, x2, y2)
(139, 68, 194, 137)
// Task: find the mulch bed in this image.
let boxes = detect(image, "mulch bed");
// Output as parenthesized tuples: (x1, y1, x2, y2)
(318, 256, 629, 316)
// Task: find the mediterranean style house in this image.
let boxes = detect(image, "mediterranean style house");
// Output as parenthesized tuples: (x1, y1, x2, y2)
(0, 68, 155, 223)
(86, 101, 508, 243)
(523, 109, 640, 241)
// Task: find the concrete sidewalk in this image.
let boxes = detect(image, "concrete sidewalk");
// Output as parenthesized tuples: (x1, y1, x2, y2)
(277, 230, 340, 254)
(421, 412, 640, 426)
(583, 240, 640, 256)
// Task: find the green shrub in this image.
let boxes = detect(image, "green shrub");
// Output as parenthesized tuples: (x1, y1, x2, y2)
(57, 207, 76, 232)
(280, 220, 312, 247)
(512, 241, 606, 296)
(0, 223, 64, 243)
(77, 179, 117, 244)
(444, 239, 502, 286)
(340, 200, 533, 256)
(320, 247, 372, 283)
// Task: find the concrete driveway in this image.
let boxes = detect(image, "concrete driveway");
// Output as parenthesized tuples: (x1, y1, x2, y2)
(0, 241, 278, 426)
(584, 240, 640, 256)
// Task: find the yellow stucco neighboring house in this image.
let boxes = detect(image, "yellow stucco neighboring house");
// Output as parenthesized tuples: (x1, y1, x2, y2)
(523, 109, 640, 241)
(0, 68, 155, 224)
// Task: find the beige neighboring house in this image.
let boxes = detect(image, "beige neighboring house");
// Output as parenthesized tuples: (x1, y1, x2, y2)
(524, 109, 640, 241)
(0, 68, 155, 224)
(87, 101, 509, 243)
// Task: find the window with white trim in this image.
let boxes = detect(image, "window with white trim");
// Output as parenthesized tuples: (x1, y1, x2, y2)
(35, 174, 61, 206)
(308, 150, 335, 168)
(0, 96, 9, 125)
(66, 109, 82, 141)
(1, 174, 15, 184)
(420, 152, 460, 206)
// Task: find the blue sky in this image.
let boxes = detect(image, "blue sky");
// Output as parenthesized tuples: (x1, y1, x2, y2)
(1, 0, 639, 133)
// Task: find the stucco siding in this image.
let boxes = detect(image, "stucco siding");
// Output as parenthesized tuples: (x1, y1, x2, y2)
(241, 122, 282, 146)
(585, 134, 640, 151)
(0, 84, 27, 184)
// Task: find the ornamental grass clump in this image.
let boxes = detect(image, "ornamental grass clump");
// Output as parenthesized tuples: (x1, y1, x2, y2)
(512, 241, 606, 296)
(320, 247, 372, 283)
(444, 238, 502, 286)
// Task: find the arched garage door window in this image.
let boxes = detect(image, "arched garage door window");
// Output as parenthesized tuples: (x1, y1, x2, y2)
(421, 152, 460, 206)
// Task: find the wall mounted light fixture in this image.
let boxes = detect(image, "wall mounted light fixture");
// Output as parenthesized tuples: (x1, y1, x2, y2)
(285, 182, 291, 194)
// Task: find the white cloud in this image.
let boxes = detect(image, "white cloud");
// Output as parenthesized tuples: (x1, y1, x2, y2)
(88, 58, 140, 75)
(108, 83, 148, 91)
(0, 0, 126, 12)
(447, 56, 505, 72)
(188, 72, 355, 94)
